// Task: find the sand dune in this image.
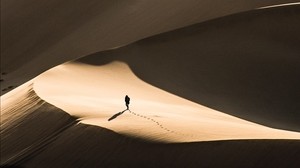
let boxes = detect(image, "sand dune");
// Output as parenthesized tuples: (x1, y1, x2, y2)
(33, 61, 300, 142)
(78, 5, 300, 132)
(1, 0, 298, 95)
(2, 83, 300, 167)
(1, 82, 76, 166)
(2, 2, 300, 168)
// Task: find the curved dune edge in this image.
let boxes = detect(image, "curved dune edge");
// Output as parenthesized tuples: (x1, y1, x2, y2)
(1, 81, 76, 165)
(2, 82, 300, 167)
(2, 1, 299, 95)
(1, 2, 300, 167)
(76, 4, 300, 132)
(33, 61, 300, 142)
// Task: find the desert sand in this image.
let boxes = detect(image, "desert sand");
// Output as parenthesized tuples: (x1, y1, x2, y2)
(2, 80, 300, 167)
(1, 0, 298, 95)
(33, 61, 300, 142)
(1, 1, 300, 168)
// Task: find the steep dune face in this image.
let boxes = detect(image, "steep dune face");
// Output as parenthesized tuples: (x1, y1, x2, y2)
(1, 0, 298, 95)
(78, 5, 300, 131)
(21, 127, 300, 168)
(2, 78, 299, 167)
(0, 82, 76, 165)
(2, 2, 300, 167)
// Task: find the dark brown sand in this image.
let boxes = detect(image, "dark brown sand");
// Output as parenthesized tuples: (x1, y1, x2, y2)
(2, 2, 300, 168)
(1, 86, 76, 165)
(78, 5, 300, 132)
(1, 86, 300, 168)
(1, 0, 297, 95)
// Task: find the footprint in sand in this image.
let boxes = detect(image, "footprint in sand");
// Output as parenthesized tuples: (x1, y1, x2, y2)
(129, 110, 197, 138)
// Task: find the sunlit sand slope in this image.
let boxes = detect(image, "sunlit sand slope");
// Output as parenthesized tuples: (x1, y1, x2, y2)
(1, 3, 300, 168)
(34, 61, 300, 142)
(1, 83, 300, 167)
(78, 5, 300, 131)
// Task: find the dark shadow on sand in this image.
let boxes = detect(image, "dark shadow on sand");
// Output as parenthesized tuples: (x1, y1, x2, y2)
(21, 122, 300, 168)
(3, 90, 300, 167)
(78, 6, 300, 132)
(108, 109, 128, 121)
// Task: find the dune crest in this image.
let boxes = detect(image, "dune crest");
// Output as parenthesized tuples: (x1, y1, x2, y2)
(1, 1, 298, 95)
(1, 78, 300, 167)
(1, 81, 76, 165)
(2, 2, 300, 167)
(33, 61, 300, 142)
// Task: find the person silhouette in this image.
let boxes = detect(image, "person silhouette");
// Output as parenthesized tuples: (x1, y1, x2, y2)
(125, 95, 130, 110)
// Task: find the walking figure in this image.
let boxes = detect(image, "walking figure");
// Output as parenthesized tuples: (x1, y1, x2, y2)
(125, 95, 130, 110)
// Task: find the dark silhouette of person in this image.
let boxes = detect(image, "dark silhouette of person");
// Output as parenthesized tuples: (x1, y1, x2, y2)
(125, 95, 130, 110)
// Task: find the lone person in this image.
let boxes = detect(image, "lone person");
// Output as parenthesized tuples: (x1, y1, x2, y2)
(125, 95, 130, 110)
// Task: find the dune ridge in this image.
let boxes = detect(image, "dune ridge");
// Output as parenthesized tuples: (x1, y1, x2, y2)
(1, 83, 300, 167)
(78, 5, 300, 132)
(1, 0, 299, 95)
(1, 2, 300, 168)
(1, 82, 77, 166)
(33, 61, 300, 143)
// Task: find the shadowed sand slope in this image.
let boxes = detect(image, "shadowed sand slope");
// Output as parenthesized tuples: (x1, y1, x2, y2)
(1, 82, 77, 165)
(2, 3, 300, 168)
(1, 0, 298, 95)
(22, 125, 300, 168)
(1, 83, 300, 167)
(78, 5, 300, 132)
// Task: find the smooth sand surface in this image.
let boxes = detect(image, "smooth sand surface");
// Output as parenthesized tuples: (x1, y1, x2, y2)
(34, 61, 300, 142)
(1, 0, 298, 95)
(77, 5, 300, 132)
(1, 82, 300, 167)
(1, 2, 300, 168)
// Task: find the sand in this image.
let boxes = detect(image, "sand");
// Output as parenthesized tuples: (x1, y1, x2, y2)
(1, 0, 298, 95)
(78, 5, 300, 132)
(1, 2, 300, 168)
(1, 83, 300, 167)
(33, 61, 300, 142)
